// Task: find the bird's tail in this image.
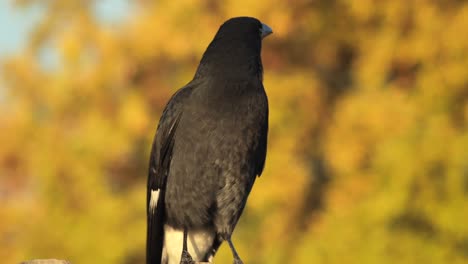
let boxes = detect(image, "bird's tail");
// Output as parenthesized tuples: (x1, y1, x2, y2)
(146, 189, 165, 264)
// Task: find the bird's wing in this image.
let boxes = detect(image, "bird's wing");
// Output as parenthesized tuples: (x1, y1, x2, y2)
(255, 87, 269, 177)
(146, 84, 194, 264)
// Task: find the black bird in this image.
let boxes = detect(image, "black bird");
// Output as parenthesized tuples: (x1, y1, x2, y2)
(146, 17, 272, 264)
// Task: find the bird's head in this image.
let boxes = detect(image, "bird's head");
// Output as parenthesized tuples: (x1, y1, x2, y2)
(196, 17, 273, 80)
(215, 17, 273, 40)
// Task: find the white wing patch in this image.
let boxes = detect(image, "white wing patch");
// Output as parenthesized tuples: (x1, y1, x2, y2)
(162, 225, 216, 264)
(149, 189, 160, 214)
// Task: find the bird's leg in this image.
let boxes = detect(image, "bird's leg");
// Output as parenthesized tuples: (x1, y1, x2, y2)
(180, 228, 195, 264)
(227, 237, 243, 264)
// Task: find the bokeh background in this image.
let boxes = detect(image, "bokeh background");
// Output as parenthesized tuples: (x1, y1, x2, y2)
(1, 0, 468, 263)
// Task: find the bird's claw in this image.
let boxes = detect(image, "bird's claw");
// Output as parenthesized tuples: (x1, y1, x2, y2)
(233, 258, 244, 264)
(180, 250, 195, 264)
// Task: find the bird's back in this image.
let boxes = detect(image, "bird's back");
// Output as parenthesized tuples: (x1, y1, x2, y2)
(165, 77, 268, 229)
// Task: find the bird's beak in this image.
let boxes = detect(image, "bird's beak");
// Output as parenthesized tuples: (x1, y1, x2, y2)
(261, 23, 273, 39)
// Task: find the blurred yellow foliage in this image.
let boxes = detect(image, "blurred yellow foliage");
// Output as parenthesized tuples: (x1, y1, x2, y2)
(1, 0, 468, 263)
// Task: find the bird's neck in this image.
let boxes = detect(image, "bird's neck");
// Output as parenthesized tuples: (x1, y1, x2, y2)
(196, 58, 263, 82)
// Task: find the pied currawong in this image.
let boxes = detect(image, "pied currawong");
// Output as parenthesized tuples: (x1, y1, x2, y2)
(146, 17, 272, 264)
